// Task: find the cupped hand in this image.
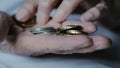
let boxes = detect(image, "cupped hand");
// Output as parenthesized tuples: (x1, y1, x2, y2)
(0, 11, 110, 56)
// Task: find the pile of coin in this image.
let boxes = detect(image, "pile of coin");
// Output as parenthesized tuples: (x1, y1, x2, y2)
(57, 25, 85, 35)
(30, 25, 87, 36)
(12, 15, 87, 36)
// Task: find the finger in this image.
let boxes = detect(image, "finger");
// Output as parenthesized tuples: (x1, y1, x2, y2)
(73, 36, 111, 53)
(16, 0, 37, 22)
(0, 11, 11, 43)
(14, 34, 92, 56)
(50, 0, 83, 24)
(35, 0, 57, 27)
(62, 20, 96, 33)
(80, 1, 107, 22)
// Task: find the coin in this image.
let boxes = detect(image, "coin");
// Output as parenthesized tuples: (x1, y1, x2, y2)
(30, 25, 87, 35)
(12, 15, 36, 28)
(59, 25, 83, 31)
(57, 29, 84, 35)
(30, 27, 57, 35)
(65, 30, 83, 35)
(57, 25, 84, 35)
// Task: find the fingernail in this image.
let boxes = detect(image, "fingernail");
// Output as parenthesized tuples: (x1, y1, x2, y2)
(16, 9, 28, 22)
(81, 12, 93, 22)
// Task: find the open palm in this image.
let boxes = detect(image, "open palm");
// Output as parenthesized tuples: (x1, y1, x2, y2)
(0, 11, 111, 56)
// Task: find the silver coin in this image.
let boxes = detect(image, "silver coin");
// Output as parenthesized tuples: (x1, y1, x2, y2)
(30, 27, 57, 35)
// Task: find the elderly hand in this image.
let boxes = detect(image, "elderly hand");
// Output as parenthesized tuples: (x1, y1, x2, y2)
(16, 0, 107, 25)
(0, 13, 110, 56)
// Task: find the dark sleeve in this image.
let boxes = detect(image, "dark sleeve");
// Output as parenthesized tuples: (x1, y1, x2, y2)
(104, 0, 113, 9)
(99, 0, 120, 30)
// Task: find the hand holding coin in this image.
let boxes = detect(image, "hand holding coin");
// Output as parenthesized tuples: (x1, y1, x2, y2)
(0, 11, 111, 56)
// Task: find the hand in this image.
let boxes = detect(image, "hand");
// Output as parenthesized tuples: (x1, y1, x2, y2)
(0, 11, 110, 56)
(16, 0, 107, 25)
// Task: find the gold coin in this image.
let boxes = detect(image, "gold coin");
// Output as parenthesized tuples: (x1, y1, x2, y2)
(22, 17, 36, 28)
(59, 25, 74, 30)
(66, 30, 83, 35)
(59, 25, 82, 31)
(12, 15, 36, 28)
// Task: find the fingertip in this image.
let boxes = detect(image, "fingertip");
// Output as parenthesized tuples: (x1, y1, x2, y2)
(16, 0, 37, 22)
(80, 12, 93, 22)
(82, 22, 97, 33)
(16, 8, 29, 22)
(80, 7, 100, 22)
(52, 10, 66, 23)
(52, 0, 81, 24)
(73, 35, 111, 53)
(90, 36, 111, 50)
(36, 12, 49, 26)
(35, 0, 57, 26)
(46, 20, 61, 28)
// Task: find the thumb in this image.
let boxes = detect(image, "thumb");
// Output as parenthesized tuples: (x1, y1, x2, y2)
(0, 11, 11, 43)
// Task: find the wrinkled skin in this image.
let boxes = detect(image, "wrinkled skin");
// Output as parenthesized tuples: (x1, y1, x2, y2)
(0, 10, 111, 56)
(0, 0, 111, 56)
(16, 0, 107, 25)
